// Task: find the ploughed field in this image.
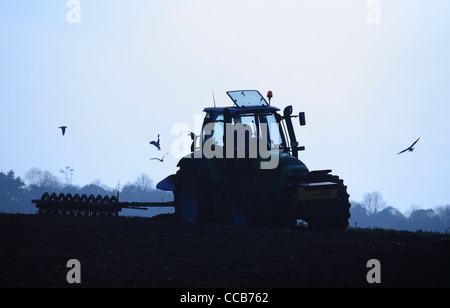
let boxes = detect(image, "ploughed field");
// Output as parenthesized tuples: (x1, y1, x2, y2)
(0, 213, 448, 288)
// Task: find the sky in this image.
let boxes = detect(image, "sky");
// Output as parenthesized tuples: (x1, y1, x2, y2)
(1, 0, 449, 214)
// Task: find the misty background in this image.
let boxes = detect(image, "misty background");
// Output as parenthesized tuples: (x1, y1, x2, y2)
(1, 1, 449, 221)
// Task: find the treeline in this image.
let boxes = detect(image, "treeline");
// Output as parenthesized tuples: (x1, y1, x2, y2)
(1, 170, 449, 233)
(0, 169, 173, 217)
(349, 191, 450, 234)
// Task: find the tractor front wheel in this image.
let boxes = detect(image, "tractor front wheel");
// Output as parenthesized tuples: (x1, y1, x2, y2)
(174, 170, 210, 223)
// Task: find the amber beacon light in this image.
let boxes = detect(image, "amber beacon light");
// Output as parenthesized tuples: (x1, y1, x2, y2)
(267, 90, 273, 105)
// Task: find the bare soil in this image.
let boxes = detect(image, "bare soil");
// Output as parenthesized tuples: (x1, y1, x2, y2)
(0, 213, 449, 288)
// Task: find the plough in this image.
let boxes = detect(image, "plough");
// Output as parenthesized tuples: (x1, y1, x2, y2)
(32, 192, 174, 217)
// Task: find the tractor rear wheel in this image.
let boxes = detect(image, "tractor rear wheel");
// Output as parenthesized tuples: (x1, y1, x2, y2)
(228, 178, 272, 226)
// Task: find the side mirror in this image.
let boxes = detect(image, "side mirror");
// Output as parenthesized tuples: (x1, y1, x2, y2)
(299, 112, 306, 126)
(283, 105, 293, 117)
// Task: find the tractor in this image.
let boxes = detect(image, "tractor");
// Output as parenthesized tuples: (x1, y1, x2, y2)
(157, 90, 350, 230)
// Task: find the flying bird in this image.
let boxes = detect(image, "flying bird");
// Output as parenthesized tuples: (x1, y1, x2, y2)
(149, 134, 161, 150)
(397, 137, 420, 155)
(150, 152, 168, 162)
(58, 126, 67, 136)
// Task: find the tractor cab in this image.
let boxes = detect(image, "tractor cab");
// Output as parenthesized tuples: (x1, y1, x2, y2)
(194, 90, 306, 164)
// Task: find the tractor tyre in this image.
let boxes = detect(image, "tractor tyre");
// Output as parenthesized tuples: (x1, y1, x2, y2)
(174, 168, 211, 223)
(302, 173, 351, 231)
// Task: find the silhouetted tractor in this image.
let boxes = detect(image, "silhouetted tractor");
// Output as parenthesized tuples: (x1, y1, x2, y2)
(157, 90, 350, 230)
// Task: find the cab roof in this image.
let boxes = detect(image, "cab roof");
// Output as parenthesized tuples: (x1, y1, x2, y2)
(203, 90, 280, 116)
(203, 105, 280, 116)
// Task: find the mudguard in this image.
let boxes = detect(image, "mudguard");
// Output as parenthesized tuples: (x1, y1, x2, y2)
(177, 153, 214, 182)
(156, 174, 176, 192)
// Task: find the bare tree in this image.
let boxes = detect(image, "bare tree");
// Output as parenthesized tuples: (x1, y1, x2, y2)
(24, 167, 43, 186)
(24, 168, 61, 188)
(362, 191, 387, 214)
(434, 205, 450, 227)
(40, 171, 61, 188)
(134, 173, 154, 191)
